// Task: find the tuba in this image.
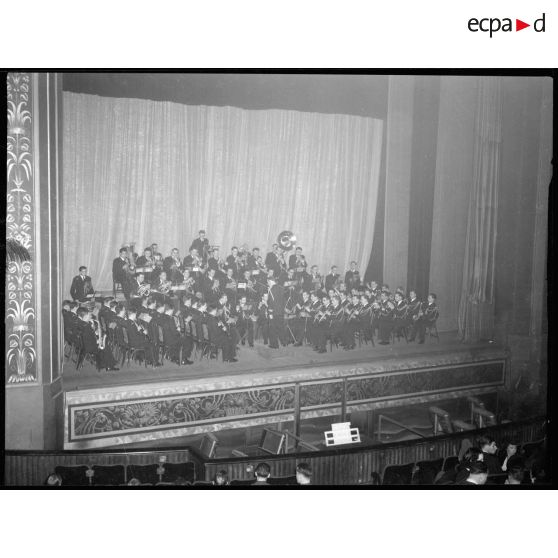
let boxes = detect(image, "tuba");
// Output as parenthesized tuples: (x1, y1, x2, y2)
(277, 230, 296, 251)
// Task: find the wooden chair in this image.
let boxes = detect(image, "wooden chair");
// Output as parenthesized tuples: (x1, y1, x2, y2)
(412, 458, 444, 485)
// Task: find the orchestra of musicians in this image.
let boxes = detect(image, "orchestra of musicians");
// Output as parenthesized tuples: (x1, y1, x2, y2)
(64, 229, 439, 371)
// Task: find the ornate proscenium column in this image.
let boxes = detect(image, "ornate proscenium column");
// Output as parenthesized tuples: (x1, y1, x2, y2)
(5, 72, 64, 449)
(6, 73, 37, 384)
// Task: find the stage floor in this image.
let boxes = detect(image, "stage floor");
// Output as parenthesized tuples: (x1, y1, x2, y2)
(61, 330, 500, 392)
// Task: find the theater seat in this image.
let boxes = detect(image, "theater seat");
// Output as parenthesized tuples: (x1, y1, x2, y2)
(268, 475, 297, 486)
(382, 463, 415, 485)
(55, 465, 90, 487)
(126, 464, 159, 485)
(161, 462, 196, 484)
(413, 458, 444, 485)
(92, 465, 125, 486)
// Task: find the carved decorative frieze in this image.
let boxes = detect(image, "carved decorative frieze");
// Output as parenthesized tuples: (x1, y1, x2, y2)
(6, 72, 36, 384)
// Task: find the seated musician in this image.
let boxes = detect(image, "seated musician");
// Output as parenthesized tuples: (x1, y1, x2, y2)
(157, 303, 194, 365)
(240, 269, 258, 301)
(76, 307, 119, 371)
(265, 244, 283, 278)
(236, 295, 255, 348)
(164, 248, 184, 284)
(284, 291, 304, 347)
(206, 304, 237, 362)
(392, 291, 409, 338)
(329, 295, 352, 350)
(358, 294, 374, 342)
(129, 273, 149, 309)
(226, 246, 242, 278)
(150, 243, 162, 260)
(288, 247, 307, 277)
(124, 308, 161, 367)
(62, 300, 79, 344)
(70, 266, 95, 302)
(305, 264, 322, 293)
(112, 248, 130, 296)
(246, 247, 260, 269)
(224, 267, 237, 300)
(151, 270, 173, 303)
(411, 293, 439, 344)
(135, 247, 155, 283)
(98, 296, 115, 328)
(324, 265, 340, 293)
(282, 268, 297, 291)
(344, 294, 362, 349)
(203, 267, 221, 304)
(377, 291, 396, 345)
(344, 261, 361, 292)
(369, 280, 380, 299)
(207, 248, 221, 271)
(311, 294, 332, 354)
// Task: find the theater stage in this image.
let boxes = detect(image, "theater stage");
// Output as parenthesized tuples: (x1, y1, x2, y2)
(61, 332, 509, 449)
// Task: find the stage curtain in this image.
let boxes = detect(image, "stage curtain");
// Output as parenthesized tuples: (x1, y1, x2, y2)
(458, 77, 503, 342)
(429, 77, 477, 332)
(62, 92, 383, 293)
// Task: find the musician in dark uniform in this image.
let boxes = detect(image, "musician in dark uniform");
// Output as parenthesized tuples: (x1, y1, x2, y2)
(392, 291, 409, 339)
(289, 247, 307, 278)
(236, 295, 255, 347)
(267, 277, 286, 348)
(112, 248, 131, 299)
(124, 308, 161, 366)
(324, 266, 340, 292)
(164, 248, 184, 285)
(377, 291, 395, 345)
(207, 248, 221, 271)
(70, 266, 95, 302)
(265, 244, 283, 278)
(257, 293, 271, 345)
(189, 230, 210, 263)
(135, 248, 155, 283)
(157, 303, 194, 364)
(76, 307, 119, 371)
(412, 293, 439, 344)
(62, 300, 79, 344)
(206, 305, 237, 362)
(344, 261, 361, 292)
(226, 247, 242, 279)
(406, 290, 423, 342)
(246, 247, 260, 270)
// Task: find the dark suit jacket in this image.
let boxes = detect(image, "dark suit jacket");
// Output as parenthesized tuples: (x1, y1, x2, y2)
(189, 237, 210, 259)
(70, 275, 93, 301)
(344, 270, 361, 289)
(268, 284, 285, 317)
(324, 273, 340, 292)
(112, 257, 128, 285)
(77, 320, 98, 353)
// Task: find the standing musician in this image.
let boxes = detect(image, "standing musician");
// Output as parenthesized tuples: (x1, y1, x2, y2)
(76, 307, 119, 371)
(358, 295, 374, 343)
(345, 261, 361, 292)
(219, 293, 240, 346)
(164, 248, 184, 285)
(257, 292, 271, 346)
(236, 295, 255, 348)
(70, 266, 95, 302)
(239, 269, 258, 301)
(206, 304, 237, 362)
(377, 291, 396, 345)
(124, 308, 161, 367)
(189, 230, 210, 264)
(325, 265, 341, 292)
(344, 294, 362, 349)
(328, 295, 352, 349)
(267, 277, 286, 349)
(203, 267, 222, 304)
(406, 289, 423, 341)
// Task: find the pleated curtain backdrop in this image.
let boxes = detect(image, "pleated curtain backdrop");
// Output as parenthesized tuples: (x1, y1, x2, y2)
(63, 92, 383, 293)
(458, 77, 503, 342)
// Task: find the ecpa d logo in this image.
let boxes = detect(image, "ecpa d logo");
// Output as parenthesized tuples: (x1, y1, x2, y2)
(468, 13, 546, 37)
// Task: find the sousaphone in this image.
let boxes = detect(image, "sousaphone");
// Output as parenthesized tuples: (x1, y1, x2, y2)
(277, 230, 297, 251)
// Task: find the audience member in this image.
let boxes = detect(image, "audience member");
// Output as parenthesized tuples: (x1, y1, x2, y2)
(478, 435, 501, 474)
(504, 462, 525, 485)
(455, 461, 488, 486)
(296, 463, 312, 486)
(213, 470, 229, 486)
(44, 473, 62, 486)
(252, 462, 271, 486)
